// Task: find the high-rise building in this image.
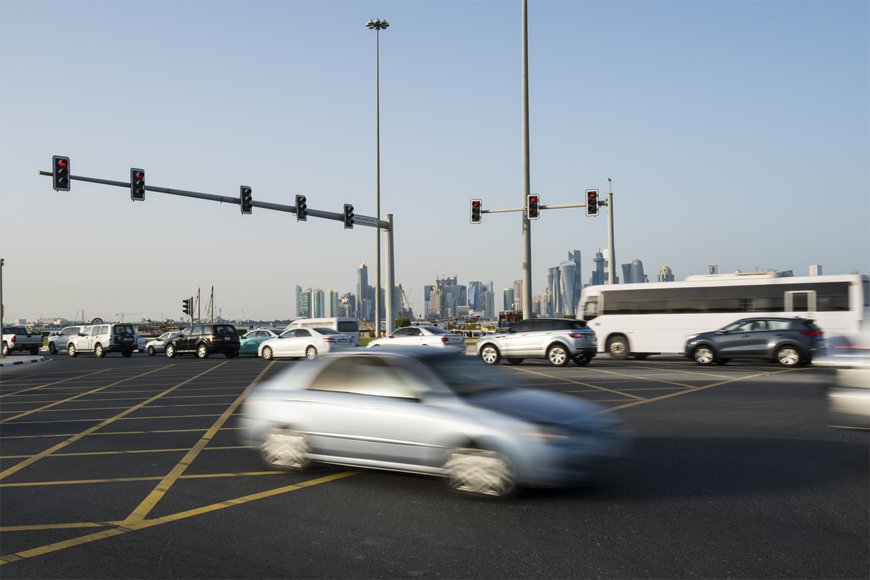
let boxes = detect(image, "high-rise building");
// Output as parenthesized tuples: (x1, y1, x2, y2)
(589, 250, 605, 287)
(548, 266, 562, 315)
(568, 250, 583, 309)
(603, 248, 618, 284)
(311, 289, 325, 318)
(483, 290, 495, 319)
(356, 262, 369, 321)
(326, 289, 339, 317)
(560, 260, 577, 315)
(503, 288, 515, 311)
(708, 263, 719, 275)
(658, 265, 675, 282)
(468, 281, 485, 312)
(297, 287, 311, 319)
(423, 285, 434, 319)
(809, 265, 823, 276)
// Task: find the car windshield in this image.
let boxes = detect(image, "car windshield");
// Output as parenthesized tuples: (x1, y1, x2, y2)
(114, 326, 135, 336)
(214, 325, 237, 336)
(423, 357, 517, 397)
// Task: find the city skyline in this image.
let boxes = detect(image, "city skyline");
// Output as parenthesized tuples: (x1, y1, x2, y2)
(1, 1, 867, 322)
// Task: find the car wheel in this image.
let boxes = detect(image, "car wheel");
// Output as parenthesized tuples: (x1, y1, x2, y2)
(776, 345, 801, 366)
(1, 343, 9, 357)
(305, 346, 317, 360)
(165, 344, 177, 358)
(260, 427, 310, 471)
(196, 344, 209, 359)
(262, 346, 274, 361)
(506, 358, 523, 365)
(68, 344, 78, 358)
(49, 342, 58, 355)
(573, 354, 592, 366)
(547, 344, 570, 367)
(147, 346, 156, 356)
(30, 348, 40, 355)
(94, 344, 105, 358)
(122, 350, 133, 357)
(606, 335, 629, 360)
(443, 447, 517, 498)
(479, 344, 501, 365)
(693, 345, 715, 365)
(225, 350, 237, 359)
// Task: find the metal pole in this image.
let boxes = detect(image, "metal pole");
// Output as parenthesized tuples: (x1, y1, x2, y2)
(374, 27, 382, 338)
(607, 190, 616, 284)
(521, 0, 533, 319)
(0, 258, 4, 358)
(385, 214, 395, 336)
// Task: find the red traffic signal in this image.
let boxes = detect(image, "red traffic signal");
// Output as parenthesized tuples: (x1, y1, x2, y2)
(53, 156, 70, 191)
(527, 194, 540, 220)
(471, 199, 482, 224)
(585, 189, 599, 217)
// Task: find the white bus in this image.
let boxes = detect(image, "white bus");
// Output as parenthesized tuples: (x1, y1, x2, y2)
(577, 272, 870, 359)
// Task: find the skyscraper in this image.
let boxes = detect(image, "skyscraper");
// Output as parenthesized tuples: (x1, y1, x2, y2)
(560, 259, 577, 315)
(658, 264, 675, 282)
(548, 266, 562, 315)
(589, 250, 605, 287)
(504, 288, 515, 311)
(356, 262, 369, 321)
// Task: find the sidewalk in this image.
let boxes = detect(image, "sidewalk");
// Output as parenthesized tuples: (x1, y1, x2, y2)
(0, 354, 47, 368)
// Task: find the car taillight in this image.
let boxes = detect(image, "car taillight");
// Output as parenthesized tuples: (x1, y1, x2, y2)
(441, 336, 449, 343)
(799, 331, 821, 337)
(322, 338, 335, 343)
(9, 336, 14, 343)
(569, 333, 585, 338)
(208, 335, 216, 342)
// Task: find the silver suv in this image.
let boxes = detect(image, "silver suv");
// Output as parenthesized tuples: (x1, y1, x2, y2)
(68, 323, 139, 358)
(476, 318, 598, 367)
(48, 326, 84, 354)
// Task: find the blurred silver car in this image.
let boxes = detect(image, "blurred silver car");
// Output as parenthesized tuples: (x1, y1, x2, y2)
(237, 348, 630, 498)
(258, 327, 354, 360)
(367, 325, 466, 351)
(815, 330, 870, 430)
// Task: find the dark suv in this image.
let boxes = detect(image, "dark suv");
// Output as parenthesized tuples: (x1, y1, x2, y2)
(685, 317, 824, 367)
(166, 324, 240, 359)
(476, 318, 598, 366)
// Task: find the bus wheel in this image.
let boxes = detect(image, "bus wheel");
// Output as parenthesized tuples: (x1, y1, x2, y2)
(607, 336, 629, 360)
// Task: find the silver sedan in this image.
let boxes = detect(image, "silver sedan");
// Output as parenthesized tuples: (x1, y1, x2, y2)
(258, 327, 354, 360)
(237, 348, 630, 498)
(145, 331, 181, 356)
(367, 325, 466, 351)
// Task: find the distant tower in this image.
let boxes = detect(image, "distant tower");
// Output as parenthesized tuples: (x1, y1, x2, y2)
(708, 263, 719, 275)
(631, 258, 645, 284)
(809, 265, 823, 276)
(658, 264, 675, 282)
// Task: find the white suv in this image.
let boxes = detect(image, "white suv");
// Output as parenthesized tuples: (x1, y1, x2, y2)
(68, 323, 139, 358)
(476, 318, 598, 367)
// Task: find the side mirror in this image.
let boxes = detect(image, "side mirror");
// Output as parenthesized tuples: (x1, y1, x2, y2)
(718, 329, 728, 334)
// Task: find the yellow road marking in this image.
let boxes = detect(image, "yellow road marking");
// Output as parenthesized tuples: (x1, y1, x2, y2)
(1, 470, 283, 487)
(507, 366, 647, 400)
(0, 363, 229, 481)
(0, 427, 242, 440)
(120, 362, 274, 526)
(0, 369, 112, 399)
(0, 445, 248, 459)
(0, 401, 237, 415)
(0, 471, 359, 565)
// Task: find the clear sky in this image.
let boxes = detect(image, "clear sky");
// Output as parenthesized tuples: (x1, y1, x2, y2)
(1, 0, 868, 323)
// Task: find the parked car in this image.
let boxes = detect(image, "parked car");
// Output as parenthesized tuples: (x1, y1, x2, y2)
(685, 317, 825, 367)
(237, 348, 630, 498)
(476, 318, 598, 367)
(367, 325, 465, 351)
(2, 326, 43, 356)
(815, 330, 870, 430)
(165, 324, 240, 359)
(68, 323, 139, 358)
(284, 318, 360, 346)
(239, 328, 282, 355)
(258, 327, 354, 360)
(146, 331, 182, 356)
(47, 326, 84, 354)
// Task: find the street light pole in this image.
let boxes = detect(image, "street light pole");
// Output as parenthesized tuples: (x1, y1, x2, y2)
(367, 17, 389, 337)
(0, 258, 4, 358)
(521, 0, 533, 319)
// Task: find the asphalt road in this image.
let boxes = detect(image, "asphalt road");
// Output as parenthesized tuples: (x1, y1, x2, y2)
(1, 352, 867, 579)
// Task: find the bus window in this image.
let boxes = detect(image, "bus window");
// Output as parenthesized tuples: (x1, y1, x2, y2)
(583, 296, 599, 320)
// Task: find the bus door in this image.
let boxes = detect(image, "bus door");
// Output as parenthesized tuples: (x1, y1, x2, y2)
(785, 291, 816, 314)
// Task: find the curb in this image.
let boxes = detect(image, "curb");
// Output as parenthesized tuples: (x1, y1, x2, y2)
(0, 356, 46, 368)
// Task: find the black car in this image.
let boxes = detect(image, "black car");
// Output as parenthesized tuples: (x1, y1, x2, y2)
(166, 324, 240, 359)
(685, 317, 824, 367)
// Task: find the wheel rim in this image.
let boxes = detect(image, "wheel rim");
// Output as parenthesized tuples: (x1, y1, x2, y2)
(68, 345, 76, 356)
(609, 340, 627, 357)
(49, 344, 57, 354)
(263, 347, 273, 360)
(147, 347, 155, 356)
(166, 345, 174, 357)
(778, 347, 800, 366)
(695, 347, 714, 365)
(261, 428, 309, 469)
(306, 347, 316, 360)
(198, 345, 207, 358)
(95, 345, 103, 357)
(548, 346, 568, 366)
(481, 346, 498, 364)
(444, 448, 514, 497)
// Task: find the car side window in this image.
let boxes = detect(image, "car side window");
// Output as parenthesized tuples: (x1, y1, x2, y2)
(408, 328, 422, 336)
(296, 329, 311, 337)
(308, 357, 418, 400)
(769, 320, 790, 331)
(510, 321, 530, 332)
(393, 328, 411, 337)
(191, 326, 202, 337)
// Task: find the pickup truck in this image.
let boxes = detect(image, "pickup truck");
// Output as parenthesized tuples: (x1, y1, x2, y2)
(2, 326, 43, 356)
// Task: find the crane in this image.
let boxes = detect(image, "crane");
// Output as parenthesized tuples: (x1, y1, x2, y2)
(399, 286, 417, 321)
(115, 312, 141, 323)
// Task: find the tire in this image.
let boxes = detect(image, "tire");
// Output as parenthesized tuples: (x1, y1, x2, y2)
(693, 345, 715, 366)
(443, 447, 517, 498)
(122, 350, 133, 357)
(68, 344, 78, 358)
(2, 343, 10, 357)
(606, 336, 630, 360)
(260, 427, 310, 471)
(573, 354, 592, 366)
(506, 358, 523, 365)
(30, 348, 40, 355)
(165, 344, 177, 358)
(94, 344, 105, 358)
(225, 351, 236, 359)
(262, 346, 274, 361)
(547, 344, 570, 367)
(49, 342, 58, 355)
(479, 344, 501, 365)
(147, 346, 156, 356)
(776, 345, 801, 366)
(196, 343, 209, 359)
(305, 346, 317, 360)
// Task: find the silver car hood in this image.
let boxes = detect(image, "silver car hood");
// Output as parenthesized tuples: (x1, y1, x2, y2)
(464, 388, 611, 430)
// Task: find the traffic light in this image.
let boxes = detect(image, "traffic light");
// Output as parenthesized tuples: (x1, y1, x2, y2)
(343, 204, 354, 229)
(52, 156, 70, 191)
(296, 195, 308, 222)
(182, 298, 191, 316)
(240, 186, 253, 214)
(470, 199, 482, 224)
(585, 189, 599, 217)
(130, 168, 145, 201)
(527, 194, 540, 220)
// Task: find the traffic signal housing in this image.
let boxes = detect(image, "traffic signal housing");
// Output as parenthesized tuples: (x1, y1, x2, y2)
(240, 186, 253, 214)
(52, 156, 70, 191)
(470, 199, 482, 224)
(182, 298, 191, 316)
(527, 194, 540, 220)
(343, 204, 354, 229)
(130, 168, 145, 201)
(296, 195, 308, 222)
(585, 189, 599, 217)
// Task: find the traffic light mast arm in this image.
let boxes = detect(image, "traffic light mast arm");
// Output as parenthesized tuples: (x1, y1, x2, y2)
(475, 201, 604, 214)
